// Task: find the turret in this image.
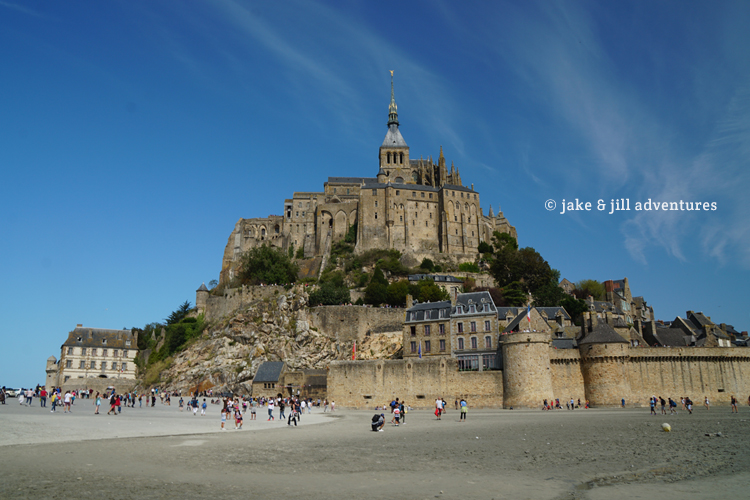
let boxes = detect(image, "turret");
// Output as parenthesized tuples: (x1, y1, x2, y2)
(196, 282, 209, 314)
(578, 313, 631, 406)
(501, 331, 553, 408)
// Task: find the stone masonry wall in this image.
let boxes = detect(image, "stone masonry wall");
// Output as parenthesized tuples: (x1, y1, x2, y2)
(204, 285, 287, 322)
(305, 305, 405, 343)
(549, 349, 586, 404)
(327, 357, 503, 409)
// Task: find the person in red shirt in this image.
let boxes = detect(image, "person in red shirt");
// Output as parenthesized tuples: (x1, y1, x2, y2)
(40, 388, 48, 408)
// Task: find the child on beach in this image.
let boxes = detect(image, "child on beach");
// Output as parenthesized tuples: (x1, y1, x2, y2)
(201, 399, 207, 416)
(234, 407, 243, 429)
(221, 408, 227, 430)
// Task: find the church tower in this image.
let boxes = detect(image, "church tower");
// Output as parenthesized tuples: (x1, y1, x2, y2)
(378, 72, 412, 184)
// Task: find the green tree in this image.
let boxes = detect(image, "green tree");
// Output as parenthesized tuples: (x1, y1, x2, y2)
(165, 301, 191, 325)
(458, 262, 480, 273)
(415, 279, 450, 303)
(560, 295, 588, 326)
(419, 258, 435, 272)
(364, 266, 388, 305)
(477, 241, 493, 255)
(239, 244, 299, 285)
(385, 279, 410, 306)
(499, 282, 527, 307)
(308, 282, 351, 306)
(573, 279, 605, 301)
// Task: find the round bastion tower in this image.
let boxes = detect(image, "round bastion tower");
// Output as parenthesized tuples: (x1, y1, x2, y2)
(578, 315, 631, 407)
(502, 330, 554, 409)
(196, 283, 209, 315)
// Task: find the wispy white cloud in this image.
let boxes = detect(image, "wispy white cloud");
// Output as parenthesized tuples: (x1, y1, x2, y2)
(0, 0, 41, 17)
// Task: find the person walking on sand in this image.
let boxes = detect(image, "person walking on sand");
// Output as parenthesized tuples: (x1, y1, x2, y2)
(94, 392, 101, 414)
(63, 391, 72, 413)
(649, 396, 656, 415)
(704, 397, 710, 410)
(330, 400, 335, 412)
(660, 396, 667, 415)
(323, 399, 329, 412)
(686, 397, 693, 414)
(460, 398, 467, 422)
(730, 395, 738, 413)
(220, 407, 227, 430)
(267, 398, 275, 420)
(399, 401, 406, 424)
(668, 397, 677, 414)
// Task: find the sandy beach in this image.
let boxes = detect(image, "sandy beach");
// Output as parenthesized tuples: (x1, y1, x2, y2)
(1, 399, 748, 499)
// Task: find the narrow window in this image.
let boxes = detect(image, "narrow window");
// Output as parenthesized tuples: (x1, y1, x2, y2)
(429, 193, 433, 199)
(425, 221, 428, 227)
(91, 348, 97, 356)
(387, 152, 391, 163)
(375, 212, 378, 219)
(68, 347, 73, 354)
(102, 349, 107, 357)
(424, 325, 430, 336)
(470, 305, 476, 313)
(400, 152, 404, 164)
(412, 192, 416, 197)
(410, 326, 416, 336)
(89, 361, 96, 369)
(122, 363, 127, 371)
(458, 322, 463, 333)
(101, 361, 106, 369)
(123, 350, 128, 357)
(65, 360, 72, 368)
(410, 341, 417, 353)
(439, 339, 446, 352)
(372, 189, 377, 195)
(458, 338, 464, 350)
(81, 347, 87, 355)
(485, 336, 492, 349)
(399, 216, 403, 222)
(112, 362, 117, 370)
(421, 192, 425, 198)
(424, 340, 431, 353)
(396, 190, 400, 195)
(79, 361, 85, 368)
(471, 337, 478, 349)
(471, 321, 476, 332)
(375, 201, 378, 207)
(439, 324, 445, 335)
(485, 320, 491, 331)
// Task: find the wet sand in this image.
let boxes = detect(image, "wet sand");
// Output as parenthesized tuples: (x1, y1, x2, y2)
(1, 400, 748, 499)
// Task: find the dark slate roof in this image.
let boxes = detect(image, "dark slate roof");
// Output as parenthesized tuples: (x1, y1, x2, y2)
(551, 338, 577, 349)
(442, 183, 476, 193)
(405, 300, 451, 322)
(579, 322, 628, 344)
(502, 313, 527, 333)
(497, 307, 522, 318)
(408, 274, 464, 283)
(382, 124, 407, 147)
(454, 292, 497, 315)
(653, 328, 692, 347)
(363, 182, 439, 192)
(196, 283, 209, 292)
(590, 301, 625, 315)
(326, 177, 377, 184)
(536, 307, 571, 320)
(732, 338, 750, 347)
(63, 327, 137, 349)
(688, 311, 714, 328)
(253, 361, 285, 383)
(724, 324, 740, 336)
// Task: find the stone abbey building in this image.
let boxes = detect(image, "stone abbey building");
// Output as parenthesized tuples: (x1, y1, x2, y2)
(220, 75, 516, 283)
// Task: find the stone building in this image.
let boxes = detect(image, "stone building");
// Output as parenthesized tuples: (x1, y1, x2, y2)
(403, 290, 500, 370)
(219, 74, 516, 284)
(643, 310, 734, 347)
(408, 273, 464, 298)
(47, 325, 138, 387)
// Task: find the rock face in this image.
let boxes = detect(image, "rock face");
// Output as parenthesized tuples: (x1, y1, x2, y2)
(157, 289, 402, 395)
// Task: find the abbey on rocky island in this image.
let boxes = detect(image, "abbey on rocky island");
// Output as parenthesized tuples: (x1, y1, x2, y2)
(220, 74, 516, 284)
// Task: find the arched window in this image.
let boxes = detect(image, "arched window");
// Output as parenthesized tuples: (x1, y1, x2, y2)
(400, 152, 404, 164)
(387, 152, 391, 164)
(412, 171, 418, 183)
(455, 201, 460, 210)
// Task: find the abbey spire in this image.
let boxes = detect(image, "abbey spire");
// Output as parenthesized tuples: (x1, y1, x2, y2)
(388, 70, 399, 126)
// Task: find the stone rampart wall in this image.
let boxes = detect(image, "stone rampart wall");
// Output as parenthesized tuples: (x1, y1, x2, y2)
(305, 305, 405, 343)
(204, 285, 287, 321)
(626, 348, 750, 406)
(549, 349, 586, 403)
(59, 377, 138, 395)
(327, 357, 503, 409)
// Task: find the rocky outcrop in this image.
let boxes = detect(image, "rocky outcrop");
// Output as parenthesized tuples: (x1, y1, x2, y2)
(155, 288, 402, 395)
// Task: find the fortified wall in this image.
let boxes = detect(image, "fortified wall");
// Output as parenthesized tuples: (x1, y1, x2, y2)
(328, 332, 750, 409)
(327, 357, 503, 409)
(305, 306, 404, 343)
(201, 285, 288, 321)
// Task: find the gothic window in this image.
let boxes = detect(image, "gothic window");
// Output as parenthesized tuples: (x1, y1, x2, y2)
(412, 172, 418, 182)
(261, 228, 266, 236)
(456, 202, 460, 210)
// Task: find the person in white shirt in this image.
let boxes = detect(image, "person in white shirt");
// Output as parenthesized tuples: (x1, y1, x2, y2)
(267, 399, 275, 420)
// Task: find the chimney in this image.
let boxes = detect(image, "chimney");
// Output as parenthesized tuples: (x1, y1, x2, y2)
(76, 324, 83, 327)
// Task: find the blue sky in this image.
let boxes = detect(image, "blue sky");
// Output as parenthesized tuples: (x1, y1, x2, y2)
(2, 1, 749, 388)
